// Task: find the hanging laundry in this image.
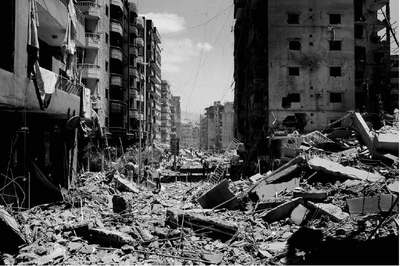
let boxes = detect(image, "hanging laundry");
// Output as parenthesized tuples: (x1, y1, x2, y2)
(63, 0, 78, 78)
(35, 66, 58, 109)
(27, 0, 39, 77)
(82, 88, 92, 119)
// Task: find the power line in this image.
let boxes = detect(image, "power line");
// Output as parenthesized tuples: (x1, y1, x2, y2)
(185, 4, 234, 30)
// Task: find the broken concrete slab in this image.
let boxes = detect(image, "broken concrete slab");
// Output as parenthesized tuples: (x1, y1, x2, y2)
(308, 157, 384, 182)
(259, 197, 304, 223)
(290, 204, 309, 225)
(341, 112, 374, 149)
(293, 189, 328, 201)
(166, 208, 238, 240)
(306, 202, 349, 222)
(250, 178, 300, 201)
(0, 207, 27, 253)
(87, 228, 135, 248)
(114, 174, 140, 193)
(255, 197, 292, 211)
(373, 133, 399, 154)
(197, 179, 239, 210)
(32, 244, 66, 265)
(347, 194, 398, 216)
(387, 181, 399, 194)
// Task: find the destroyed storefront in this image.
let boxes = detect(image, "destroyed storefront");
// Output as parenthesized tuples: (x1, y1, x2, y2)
(0, 0, 97, 207)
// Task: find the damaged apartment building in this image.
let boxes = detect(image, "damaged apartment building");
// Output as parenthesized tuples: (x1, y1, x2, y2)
(0, 0, 92, 207)
(233, 0, 392, 164)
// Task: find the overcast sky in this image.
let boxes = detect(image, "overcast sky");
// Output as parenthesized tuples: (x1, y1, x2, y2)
(134, 0, 399, 114)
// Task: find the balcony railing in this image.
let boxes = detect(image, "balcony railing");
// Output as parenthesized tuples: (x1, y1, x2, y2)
(135, 38, 144, 47)
(85, 33, 101, 48)
(56, 74, 84, 96)
(136, 17, 144, 29)
(110, 46, 123, 61)
(110, 74, 123, 87)
(78, 63, 101, 79)
(130, 25, 138, 36)
(111, 20, 123, 36)
(110, 0, 124, 12)
(129, 45, 138, 56)
(76, 1, 101, 18)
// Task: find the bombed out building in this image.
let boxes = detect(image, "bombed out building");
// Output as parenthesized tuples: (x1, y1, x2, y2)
(233, 0, 392, 165)
(0, 0, 93, 207)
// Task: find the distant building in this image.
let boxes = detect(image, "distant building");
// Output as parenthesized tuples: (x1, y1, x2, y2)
(160, 80, 173, 143)
(200, 101, 234, 152)
(200, 115, 208, 150)
(180, 121, 200, 149)
(172, 96, 181, 138)
(222, 102, 234, 150)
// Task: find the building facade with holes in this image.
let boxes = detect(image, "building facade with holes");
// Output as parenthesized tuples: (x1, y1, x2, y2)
(233, 0, 391, 164)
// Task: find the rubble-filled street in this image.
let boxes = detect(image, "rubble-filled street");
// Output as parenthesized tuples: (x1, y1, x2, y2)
(0, 112, 398, 265)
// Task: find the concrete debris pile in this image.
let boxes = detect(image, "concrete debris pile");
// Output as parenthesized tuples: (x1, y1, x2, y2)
(0, 112, 398, 264)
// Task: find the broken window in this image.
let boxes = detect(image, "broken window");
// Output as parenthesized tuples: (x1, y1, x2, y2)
(281, 93, 301, 108)
(330, 92, 342, 103)
(329, 14, 341, 24)
(330, 67, 341, 77)
(289, 40, 301, 50)
(355, 25, 364, 39)
(287, 13, 299, 24)
(288, 67, 300, 76)
(329, 40, 342, 51)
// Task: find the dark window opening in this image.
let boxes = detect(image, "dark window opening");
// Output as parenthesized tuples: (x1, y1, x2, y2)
(1, 0, 15, 72)
(354, 0, 364, 21)
(330, 67, 341, 77)
(356, 71, 364, 79)
(105, 5, 109, 16)
(105, 33, 109, 44)
(289, 40, 301, 50)
(355, 46, 366, 62)
(374, 52, 384, 64)
(105, 61, 109, 72)
(355, 25, 364, 39)
(287, 13, 299, 24)
(105, 89, 109, 99)
(330, 92, 342, 103)
(288, 67, 300, 76)
(281, 93, 301, 108)
(329, 40, 342, 50)
(309, 42, 314, 46)
(329, 14, 341, 24)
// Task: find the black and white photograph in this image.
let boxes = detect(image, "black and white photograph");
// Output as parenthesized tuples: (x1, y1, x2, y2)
(0, 0, 399, 264)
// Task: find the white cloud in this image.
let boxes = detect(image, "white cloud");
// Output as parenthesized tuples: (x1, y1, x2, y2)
(140, 13, 186, 34)
(197, 42, 213, 52)
(162, 38, 213, 73)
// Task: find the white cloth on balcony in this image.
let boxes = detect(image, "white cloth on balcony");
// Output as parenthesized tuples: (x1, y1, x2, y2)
(34, 65, 57, 108)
